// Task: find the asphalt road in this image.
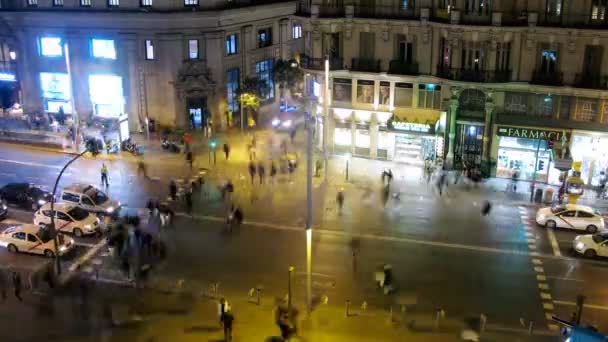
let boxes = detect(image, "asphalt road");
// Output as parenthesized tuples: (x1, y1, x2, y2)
(0, 140, 607, 339)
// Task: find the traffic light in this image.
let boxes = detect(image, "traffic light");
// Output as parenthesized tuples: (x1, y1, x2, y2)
(538, 159, 545, 171)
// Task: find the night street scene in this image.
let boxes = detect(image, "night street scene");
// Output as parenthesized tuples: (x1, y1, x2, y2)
(1, 1, 608, 342)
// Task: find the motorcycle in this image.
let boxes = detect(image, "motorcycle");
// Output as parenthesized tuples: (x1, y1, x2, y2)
(161, 137, 181, 153)
(121, 138, 144, 155)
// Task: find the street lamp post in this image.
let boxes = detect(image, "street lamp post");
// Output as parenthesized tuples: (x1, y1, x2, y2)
(323, 56, 330, 179)
(305, 99, 314, 315)
(240, 94, 244, 132)
(50, 149, 90, 274)
(345, 153, 351, 181)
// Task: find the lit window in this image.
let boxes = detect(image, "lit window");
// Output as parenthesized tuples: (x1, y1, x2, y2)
(81, 0, 91, 6)
(53, 0, 63, 6)
(27, 0, 37, 6)
(185, 0, 198, 5)
(40, 37, 63, 57)
(292, 23, 302, 40)
(257, 28, 272, 48)
(141, 0, 153, 6)
(145, 40, 154, 60)
(188, 40, 199, 59)
(226, 68, 240, 113)
(226, 34, 238, 55)
(92, 39, 117, 59)
(108, 0, 119, 6)
(256, 59, 274, 100)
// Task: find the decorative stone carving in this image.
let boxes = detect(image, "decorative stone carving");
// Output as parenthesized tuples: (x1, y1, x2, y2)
(382, 27, 389, 41)
(344, 23, 352, 40)
(567, 31, 577, 53)
(421, 29, 430, 44)
(175, 60, 216, 98)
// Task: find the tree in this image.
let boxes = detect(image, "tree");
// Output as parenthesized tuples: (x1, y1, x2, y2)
(237, 77, 268, 127)
(272, 59, 304, 104)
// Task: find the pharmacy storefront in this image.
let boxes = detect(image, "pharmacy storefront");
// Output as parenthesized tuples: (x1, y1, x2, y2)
(493, 125, 569, 184)
(570, 131, 608, 186)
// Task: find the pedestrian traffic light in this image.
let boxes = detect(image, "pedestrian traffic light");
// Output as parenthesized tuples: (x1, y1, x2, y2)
(538, 159, 545, 171)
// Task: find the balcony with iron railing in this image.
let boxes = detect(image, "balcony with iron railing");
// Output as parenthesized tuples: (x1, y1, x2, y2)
(300, 55, 343, 70)
(353, 5, 417, 20)
(351, 58, 381, 73)
(388, 60, 419, 76)
(435, 66, 511, 83)
(530, 69, 563, 86)
(317, 4, 345, 17)
(574, 73, 608, 90)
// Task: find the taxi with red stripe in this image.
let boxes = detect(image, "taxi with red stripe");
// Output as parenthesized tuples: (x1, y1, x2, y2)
(536, 204, 605, 234)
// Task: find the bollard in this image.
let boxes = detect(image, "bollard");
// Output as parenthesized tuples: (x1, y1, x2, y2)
(528, 321, 534, 336)
(345, 300, 351, 317)
(480, 313, 487, 333)
(256, 287, 262, 305)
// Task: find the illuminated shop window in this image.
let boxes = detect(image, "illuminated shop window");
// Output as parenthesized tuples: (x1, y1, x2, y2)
(40, 37, 63, 57)
(188, 40, 199, 59)
(145, 40, 154, 60)
(91, 39, 117, 60)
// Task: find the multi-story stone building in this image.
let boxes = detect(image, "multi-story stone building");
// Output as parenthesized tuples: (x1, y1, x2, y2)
(3, 0, 608, 187)
(0, 0, 304, 131)
(298, 0, 608, 186)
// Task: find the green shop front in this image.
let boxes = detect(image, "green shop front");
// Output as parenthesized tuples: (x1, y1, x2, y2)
(491, 125, 570, 185)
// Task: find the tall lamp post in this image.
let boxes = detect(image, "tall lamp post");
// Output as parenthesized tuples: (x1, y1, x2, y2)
(50, 148, 92, 274)
(305, 96, 314, 315)
(323, 56, 330, 179)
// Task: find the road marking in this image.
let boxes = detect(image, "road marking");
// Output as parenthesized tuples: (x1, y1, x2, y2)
(527, 238, 536, 244)
(537, 275, 547, 281)
(0, 158, 62, 170)
(552, 300, 608, 311)
(0, 218, 28, 225)
(538, 283, 549, 290)
(532, 258, 543, 265)
(545, 313, 554, 320)
(525, 232, 535, 237)
(545, 276, 584, 283)
(534, 266, 545, 273)
(546, 227, 562, 257)
(542, 303, 554, 310)
(74, 242, 96, 248)
(540, 292, 552, 300)
(548, 324, 559, 331)
(528, 244, 537, 250)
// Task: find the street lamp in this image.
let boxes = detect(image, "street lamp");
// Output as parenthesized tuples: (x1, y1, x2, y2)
(239, 93, 245, 132)
(323, 56, 330, 179)
(344, 152, 351, 181)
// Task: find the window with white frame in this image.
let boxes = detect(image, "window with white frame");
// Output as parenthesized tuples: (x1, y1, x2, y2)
(141, 0, 153, 6)
(40, 37, 63, 57)
(226, 68, 240, 113)
(145, 40, 154, 60)
(81, 0, 91, 6)
(188, 40, 199, 59)
(91, 39, 117, 59)
(53, 0, 64, 6)
(226, 34, 238, 55)
(108, 0, 119, 6)
(185, 0, 198, 5)
(292, 23, 302, 40)
(27, 0, 37, 6)
(256, 59, 274, 100)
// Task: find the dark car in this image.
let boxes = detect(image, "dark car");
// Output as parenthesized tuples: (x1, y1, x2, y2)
(0, 183, 53, 211)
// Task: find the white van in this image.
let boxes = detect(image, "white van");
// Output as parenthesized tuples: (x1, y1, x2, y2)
(60, 183, 121, 215)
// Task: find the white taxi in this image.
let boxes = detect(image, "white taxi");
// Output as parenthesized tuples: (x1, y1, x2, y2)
(0, 224, 74, 257)
(536, 204, 605, 234)
(573, 232, 608, 258)
(34, 202, 101, 237)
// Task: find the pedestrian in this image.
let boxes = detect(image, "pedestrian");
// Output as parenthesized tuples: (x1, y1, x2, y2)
(258, 162, 265, 184)
(481, 200, 492, 216)
(270, 162, 277, 183)
(336, 188, 345, 214)
(169, 180, 178, 201)
(12, 271, 22, 302)
(437, 171, 447, 196)
(289, 129, 296, 144)
(185, 187, 193, 214)
(281, 139, 288, 155)
(222, 310, 234, 342)
(0, 270, 7, 302)
(186, 151, 194, 170)
(248, 161, 256, 184)
(137, 159, 148, 179)
(100, 163, 109, 187)
(218, 297, 231, 322)
(223, 143, 230, 160)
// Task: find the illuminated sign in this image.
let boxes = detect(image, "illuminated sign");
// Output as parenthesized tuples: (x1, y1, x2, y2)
(0, 73, 16, 82)
(392, 122, 432, 133)
(91, 39, 116, 60)
(496, 126, 569, 141)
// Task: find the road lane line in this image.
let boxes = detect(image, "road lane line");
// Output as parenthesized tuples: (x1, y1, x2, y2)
(545, 276, 584, 282)
(0, 219, 28, 225)
(542, 303, 554, 310)
(538, 283, 549, 290)
(546, 228, 562, 257)
(534, 266, 545, 273)
(0, 158, 62, 170)
(552, 300, 608, 311)
(537, 275, 547, 281)
(528, 244, 537, 250)
(74, 242, 96, 248)
(540, 292, 552, 300)
(532, 258, 543, 265)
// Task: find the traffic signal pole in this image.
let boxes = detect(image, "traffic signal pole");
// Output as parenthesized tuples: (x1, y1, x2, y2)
(529, 139, 542, 202)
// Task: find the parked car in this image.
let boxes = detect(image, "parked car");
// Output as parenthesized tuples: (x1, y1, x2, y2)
(60, 183, 121, 215)
(0, 183, 53, 211)
(573, 232, 608, 258)
(535, 204, 605, 233)
(34, 202, 101, 237)
(0, 224, 74, 257)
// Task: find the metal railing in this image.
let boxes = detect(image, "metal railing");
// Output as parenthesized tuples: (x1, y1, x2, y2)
(388, 60, 419, 76)
(436, 66, 511, 83)
(300, 55, 343, 70)
(318, 4, 345, 17)
(353, 5, 417, 20)
(530, 70, 563, 86)
(351, 58, 381, 73)
(574, 73, 608, 90)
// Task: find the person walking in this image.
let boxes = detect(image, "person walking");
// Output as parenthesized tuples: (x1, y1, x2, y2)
(248, 161, 256, 185)
(289, 128, 296, 144)
(12, 271, 22, 302)
(186, 151, 194, 170)
(270, 162, 277, 184)
(185, 187, 193, 215)
(223, 143, 230, 160)
(137, 159, 148, 179)
(169, 180, 178, 201)
(336, 188, 345, 215)
(257, 162, 266, 185)
(100, 163, 109, 187)
(222, 310, 234, 341)
(0, 270, 7, 302)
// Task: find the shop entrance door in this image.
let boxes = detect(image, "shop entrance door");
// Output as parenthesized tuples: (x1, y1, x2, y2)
(186, 97, 207, 130)
(455, 123, 484, 169)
